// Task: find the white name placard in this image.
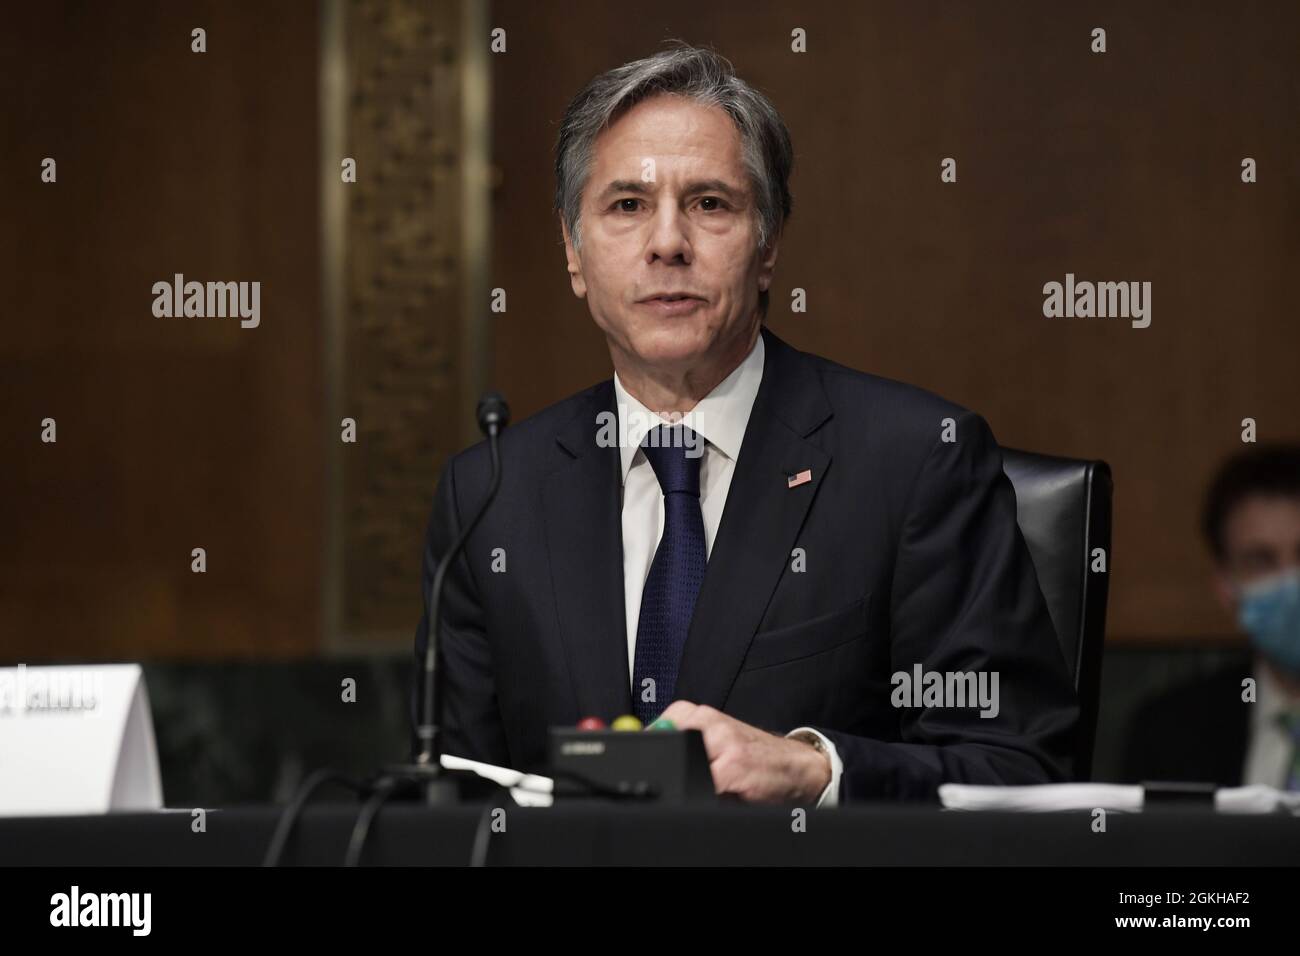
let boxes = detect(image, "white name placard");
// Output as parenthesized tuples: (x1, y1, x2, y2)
(0, 664, 163, 816)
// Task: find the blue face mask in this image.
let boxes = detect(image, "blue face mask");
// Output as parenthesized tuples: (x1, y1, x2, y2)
(1237, 568, 1300, 677)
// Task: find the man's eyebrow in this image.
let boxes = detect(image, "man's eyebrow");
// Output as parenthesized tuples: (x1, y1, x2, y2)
(682, 178, 747, 201)
(596, 179, 653, 201)
(595, 178, 748, 202)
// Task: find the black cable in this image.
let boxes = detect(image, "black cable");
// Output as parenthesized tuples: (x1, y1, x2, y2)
(469, 800, 496, 867)
(348, 772, 523, 867)
(337, 765, 657, 867)
(343, 776, 398, 867)
(263, 768, 361, 867)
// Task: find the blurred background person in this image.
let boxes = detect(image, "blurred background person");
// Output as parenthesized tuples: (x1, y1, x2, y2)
(1123, 444, 1300, 788)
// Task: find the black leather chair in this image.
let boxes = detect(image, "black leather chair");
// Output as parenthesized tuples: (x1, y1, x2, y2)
(1001, 449, 1113, 781)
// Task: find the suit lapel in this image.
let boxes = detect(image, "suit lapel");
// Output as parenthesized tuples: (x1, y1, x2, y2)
(541, 382, 634, 721)
(673, 328, 834, 711)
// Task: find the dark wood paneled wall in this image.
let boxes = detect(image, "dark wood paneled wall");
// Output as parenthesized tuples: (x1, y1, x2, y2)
(487, 0, 1300, 641)
(1, 2, 322, 659)
(3, 2, 1296, 660)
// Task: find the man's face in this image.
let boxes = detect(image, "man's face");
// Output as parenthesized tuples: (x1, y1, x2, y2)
(1214, 495, 1300, 609)
(562, 94, 778, 377)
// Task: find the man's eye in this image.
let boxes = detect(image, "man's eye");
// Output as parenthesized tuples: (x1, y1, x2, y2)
(614, 198, 641, 212)
(698, 196, 728, 211)
(1240, 554, 1277, 575)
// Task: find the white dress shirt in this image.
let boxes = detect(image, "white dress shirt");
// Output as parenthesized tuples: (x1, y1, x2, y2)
(612, 333, 843, 807)
(1242, 663, 1299, 788)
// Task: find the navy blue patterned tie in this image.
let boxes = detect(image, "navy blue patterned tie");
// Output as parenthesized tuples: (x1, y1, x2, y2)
(632, 425, 706, 724)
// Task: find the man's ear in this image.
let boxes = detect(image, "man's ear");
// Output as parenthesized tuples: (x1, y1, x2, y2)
(756, 234, 781, 294)
(560, 216, 587, 299)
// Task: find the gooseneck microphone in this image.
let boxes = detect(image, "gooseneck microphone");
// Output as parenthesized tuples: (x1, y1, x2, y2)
(414, 391, 510, 769)
(265, 391, 512, 866)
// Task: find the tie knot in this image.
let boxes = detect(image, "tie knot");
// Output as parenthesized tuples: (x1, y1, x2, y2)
(641, 425, 703, 496)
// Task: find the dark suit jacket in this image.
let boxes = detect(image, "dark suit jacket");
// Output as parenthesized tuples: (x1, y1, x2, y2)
(414, 327, 1077, 802)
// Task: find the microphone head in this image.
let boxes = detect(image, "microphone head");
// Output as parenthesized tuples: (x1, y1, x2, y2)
(476, 391, 510, 434)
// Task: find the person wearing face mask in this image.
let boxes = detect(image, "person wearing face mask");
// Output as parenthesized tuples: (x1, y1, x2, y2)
(1122, 444, 1300, 788)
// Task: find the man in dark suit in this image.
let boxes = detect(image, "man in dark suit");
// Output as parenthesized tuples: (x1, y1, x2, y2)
(415, 44, 1076, 804)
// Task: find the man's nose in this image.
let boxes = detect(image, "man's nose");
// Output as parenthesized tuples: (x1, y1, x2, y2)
(644, 203, 692, 263)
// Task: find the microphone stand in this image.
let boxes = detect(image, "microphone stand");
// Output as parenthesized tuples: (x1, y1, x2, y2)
(379, 392, 510, 806)
(268, 394, 511, 866)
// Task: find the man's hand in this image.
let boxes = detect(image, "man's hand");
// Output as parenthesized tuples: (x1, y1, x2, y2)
(657, 701, 831, 804)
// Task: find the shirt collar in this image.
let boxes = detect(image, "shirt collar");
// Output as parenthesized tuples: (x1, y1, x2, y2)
(1255, 663, 1293, 730)
(612, 333, 765, 483)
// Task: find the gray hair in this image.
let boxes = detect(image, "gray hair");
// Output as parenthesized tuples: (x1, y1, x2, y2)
(555, 44, 794, 307)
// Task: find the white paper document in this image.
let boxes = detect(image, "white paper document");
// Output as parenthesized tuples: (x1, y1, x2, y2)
(439, 753, 554, 807)
(939, 782, 1300, 813)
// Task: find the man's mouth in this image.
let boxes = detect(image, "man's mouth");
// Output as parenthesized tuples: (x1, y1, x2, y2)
(637, 294, 707, 316)
(639, 293, 705, 303)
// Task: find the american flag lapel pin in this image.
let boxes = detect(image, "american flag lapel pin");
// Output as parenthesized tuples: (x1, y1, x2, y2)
(787, 468, 813, 489)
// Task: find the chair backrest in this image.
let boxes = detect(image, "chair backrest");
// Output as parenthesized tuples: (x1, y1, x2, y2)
(1001, 449, 1113, 781)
